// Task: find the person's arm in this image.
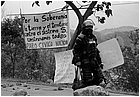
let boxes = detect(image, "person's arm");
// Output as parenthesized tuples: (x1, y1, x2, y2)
(94, 35, 104, 69)
(96, 49, 102, 64)
(72, 37, 83, 66)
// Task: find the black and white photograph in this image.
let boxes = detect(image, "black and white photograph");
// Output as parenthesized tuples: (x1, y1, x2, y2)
(1, 1, 139, 96)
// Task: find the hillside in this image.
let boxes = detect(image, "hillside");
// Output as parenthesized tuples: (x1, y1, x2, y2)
(99, 26, 138, 35)
(70, 26, 139, 48)
(97, 26, 138, 47)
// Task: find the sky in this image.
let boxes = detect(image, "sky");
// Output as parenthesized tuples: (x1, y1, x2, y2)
(1, 0, 139, 31)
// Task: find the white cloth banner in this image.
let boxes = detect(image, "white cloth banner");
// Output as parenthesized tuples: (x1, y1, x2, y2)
(22, 11, 69, 49)
(54, 50, 75, 83)
(97, 38, 124, 71)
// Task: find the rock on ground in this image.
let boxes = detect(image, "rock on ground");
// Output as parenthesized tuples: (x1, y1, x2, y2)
(16, 82, 22, 86)
(22, 83, 28, 87)
(1, 84, 7, 88)
(47, 79, 53, 84)
(73, 85, 109, 96)
(11, 89, 28, 96)
(35, 88, 40, 90)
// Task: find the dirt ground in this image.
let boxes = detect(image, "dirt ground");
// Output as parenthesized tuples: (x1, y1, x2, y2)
(1, 81, 73, 96)
(1, 80, 138, 96)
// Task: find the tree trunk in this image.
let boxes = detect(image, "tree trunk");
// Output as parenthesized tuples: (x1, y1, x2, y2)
(66, 1, 98, 50)
(10, 53, 15, 78)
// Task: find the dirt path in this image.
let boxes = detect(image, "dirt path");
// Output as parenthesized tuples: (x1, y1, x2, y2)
(1, 81, 137, 96)
(1, 82, 73, 96)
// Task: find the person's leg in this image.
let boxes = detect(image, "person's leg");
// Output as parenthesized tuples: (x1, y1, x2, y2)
(82, 65, 93, 86)
(92, 68, 104, 85)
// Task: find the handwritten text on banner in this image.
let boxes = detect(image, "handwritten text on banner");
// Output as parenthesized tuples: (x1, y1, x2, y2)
(22, 11, 69, 49)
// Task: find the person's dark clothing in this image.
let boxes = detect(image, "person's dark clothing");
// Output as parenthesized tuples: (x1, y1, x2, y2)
(72, 33, 104, 89)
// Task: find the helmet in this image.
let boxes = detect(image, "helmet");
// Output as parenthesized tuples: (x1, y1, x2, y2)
(83, 19, 95, 29)
(82, 19, 95, 36)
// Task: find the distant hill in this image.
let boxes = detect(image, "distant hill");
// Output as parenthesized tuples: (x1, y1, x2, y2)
(97, 26, 138, 48)
(70, 26, 139, 48)
(99, 26, 138, 35)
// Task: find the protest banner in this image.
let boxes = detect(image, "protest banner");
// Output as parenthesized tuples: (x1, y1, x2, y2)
(22, 11, 69, 49)
(54, 50, 75, 83)
(97, 38, 124, 71)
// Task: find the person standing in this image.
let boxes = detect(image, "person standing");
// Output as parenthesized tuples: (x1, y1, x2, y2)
(72, 19, 104, 90)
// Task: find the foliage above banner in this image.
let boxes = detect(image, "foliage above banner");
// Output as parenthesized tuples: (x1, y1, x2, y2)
(22, 11, 69, 49)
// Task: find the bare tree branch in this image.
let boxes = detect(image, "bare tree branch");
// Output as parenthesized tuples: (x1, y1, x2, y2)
(65, 1, 82, 21)
(83, 1, 98, 21)
(66, 1, 98, 49)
